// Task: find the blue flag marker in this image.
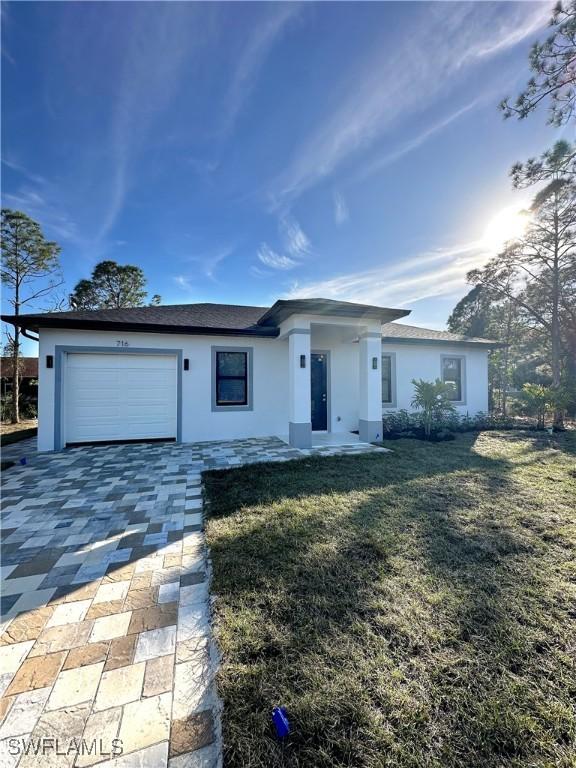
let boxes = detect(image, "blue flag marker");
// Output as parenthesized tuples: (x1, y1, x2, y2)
(19, 457, 27, 466)
(272, 706, 290, 739)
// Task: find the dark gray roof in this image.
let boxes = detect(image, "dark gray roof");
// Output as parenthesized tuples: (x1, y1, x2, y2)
(1, 303, 276, 337)
(381, 322, 499, 347)
(1, 301, 498, 346)
(2, 299, 409, 336)
(258, 298, 409, 326)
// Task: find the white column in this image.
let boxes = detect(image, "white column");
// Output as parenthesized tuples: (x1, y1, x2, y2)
(288, 329, 311, 448)
(358, 332, 383, 442)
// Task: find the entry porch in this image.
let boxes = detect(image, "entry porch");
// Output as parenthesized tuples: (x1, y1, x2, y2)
(280, 315, 385, 448)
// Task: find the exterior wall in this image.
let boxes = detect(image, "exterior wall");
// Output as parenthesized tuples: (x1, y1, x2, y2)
(382, 343, 489, 416)
(36, 326, 490, 452)
(38, 328, 289, 451)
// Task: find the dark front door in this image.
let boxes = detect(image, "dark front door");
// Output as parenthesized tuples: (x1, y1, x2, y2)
(311, 353, 328, 431)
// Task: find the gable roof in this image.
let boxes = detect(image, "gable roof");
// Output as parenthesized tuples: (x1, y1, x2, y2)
(381, 322, 499, 347)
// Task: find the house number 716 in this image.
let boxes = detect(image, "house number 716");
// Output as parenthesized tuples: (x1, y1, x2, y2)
(116, 340, 129, 347)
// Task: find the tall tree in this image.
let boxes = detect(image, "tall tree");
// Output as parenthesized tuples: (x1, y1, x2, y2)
(500, 1, 576, 126)
(447, 284, 494, 338)
(467, 146, 576, 429)
(509, 140, 576, 189)
(69, 260, 161, 310)
(1, 210, 62, 423)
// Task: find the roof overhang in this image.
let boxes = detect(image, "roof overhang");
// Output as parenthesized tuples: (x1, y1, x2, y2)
(381, 335, 504, 348)
(257, 299, 410, 327)
(0, 315, 280, 338)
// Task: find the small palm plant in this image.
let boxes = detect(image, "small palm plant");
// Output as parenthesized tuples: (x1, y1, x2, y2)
(411, 379, 457, 439)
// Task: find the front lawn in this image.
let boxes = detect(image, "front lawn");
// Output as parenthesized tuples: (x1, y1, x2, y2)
(204, 432, 576, 768)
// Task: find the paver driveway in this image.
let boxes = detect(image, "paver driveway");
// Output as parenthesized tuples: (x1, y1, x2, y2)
(1, 442, 219, 768)
(0, 436, 386, 767)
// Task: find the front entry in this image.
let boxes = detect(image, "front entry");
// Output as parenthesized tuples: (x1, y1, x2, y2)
(311, 352, 328, 431)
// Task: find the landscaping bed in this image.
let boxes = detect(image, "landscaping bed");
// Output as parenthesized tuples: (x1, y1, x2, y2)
(204, 431, 576, 768)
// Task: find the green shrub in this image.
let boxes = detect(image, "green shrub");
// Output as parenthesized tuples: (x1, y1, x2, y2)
(382, 409, 535, 439)
(411, 378, 457, 439)
(516, 383, 554, 429)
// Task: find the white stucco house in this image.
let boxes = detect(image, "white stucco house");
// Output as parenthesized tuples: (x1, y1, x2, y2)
(2, 299, 497, 451)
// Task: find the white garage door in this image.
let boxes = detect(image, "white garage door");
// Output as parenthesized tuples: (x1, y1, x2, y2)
(65, 353, 177, 444)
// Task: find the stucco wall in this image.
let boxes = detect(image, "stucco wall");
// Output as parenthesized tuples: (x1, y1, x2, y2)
(38, 328, 290, 451)
(382, 343, 489, 416)
(37, 328, 490, 451)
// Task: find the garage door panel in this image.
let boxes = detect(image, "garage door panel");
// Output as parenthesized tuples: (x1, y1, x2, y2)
(68, 405, 124, 418)
(65, 353, 177, 444)
(124, 405, 174, 418)
(71, 373, 122, 389)
(125, 371, 174, 385)
(67, 354, 174, 370)
(127, 380, 176, 396)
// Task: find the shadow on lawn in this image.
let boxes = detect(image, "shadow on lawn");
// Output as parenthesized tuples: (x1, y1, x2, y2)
(204, 432, 576, 768)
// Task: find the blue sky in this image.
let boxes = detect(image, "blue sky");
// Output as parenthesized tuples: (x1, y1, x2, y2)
(2, 1, 564, 351)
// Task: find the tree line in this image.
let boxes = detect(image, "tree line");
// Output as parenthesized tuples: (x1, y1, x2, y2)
(448, 1, 576, 429)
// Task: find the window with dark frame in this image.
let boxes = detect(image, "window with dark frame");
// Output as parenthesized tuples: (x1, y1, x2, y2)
(215, 351, 248, 406)
(442, 357, 462, 401)
(382, 355, 392, 404)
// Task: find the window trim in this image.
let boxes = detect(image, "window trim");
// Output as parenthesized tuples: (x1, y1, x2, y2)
(440, 354, 467, 405)
(211, 346, 254, 412)
(215, 351, 248, 407)
(381, 351, 397, 409)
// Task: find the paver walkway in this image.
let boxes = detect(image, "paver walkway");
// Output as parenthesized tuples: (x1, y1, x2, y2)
(0, 437, 387, 767)
(1, 437, 37, 465)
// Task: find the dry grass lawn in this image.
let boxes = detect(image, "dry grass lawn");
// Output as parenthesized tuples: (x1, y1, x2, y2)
(205, 431, 576, 768)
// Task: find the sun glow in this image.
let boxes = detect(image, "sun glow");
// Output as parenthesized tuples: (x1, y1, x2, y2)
(482, 204, 530, 253)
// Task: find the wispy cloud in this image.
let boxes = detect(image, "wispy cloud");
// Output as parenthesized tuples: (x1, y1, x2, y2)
(2, 187, 80, 245)
(286, 241, 490, 308)
(1, 157, 82, 244)
(257, 243, 298, 270)
(353, 99, 480, 183)
(270, 3, 549, 203)
(333, 191, 349, 225)
(173, 275, 193, 292)
(253, 211, 312, 274)
(4, 4, 202, 258)
(221, 4, 300, 135)
(279, 213, 311, 257)
(2, 157, 47, 187)
(187, 246, 234, 280)
(171, 245, 234, 293)
(457, 3, 552, 64)
(96, 4, 199, 243)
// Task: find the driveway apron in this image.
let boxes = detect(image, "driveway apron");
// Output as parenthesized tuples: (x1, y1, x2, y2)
(1, 443, 219, 768)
